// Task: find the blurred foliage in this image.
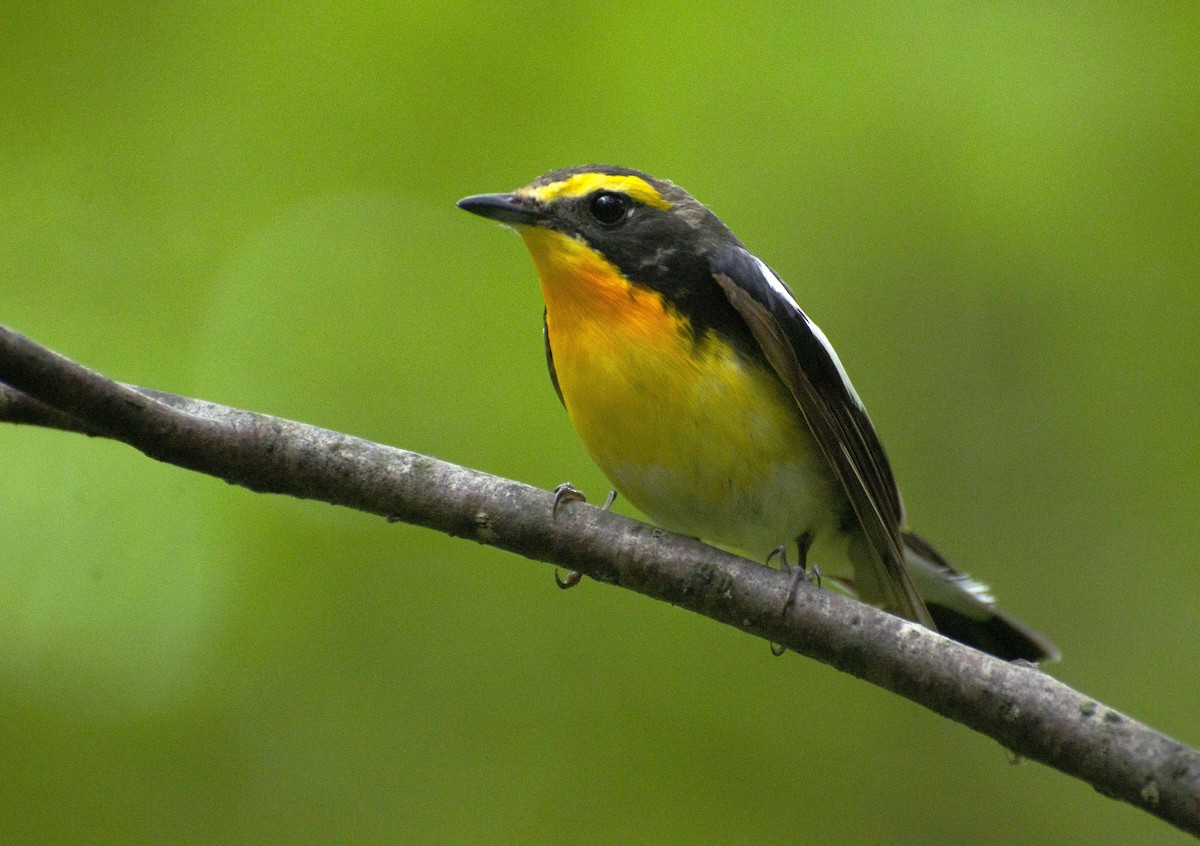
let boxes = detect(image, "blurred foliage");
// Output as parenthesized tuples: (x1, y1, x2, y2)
(1, 2, 1198, 843)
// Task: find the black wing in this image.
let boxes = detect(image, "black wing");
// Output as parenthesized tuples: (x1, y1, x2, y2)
(711, 246, 932, 627)
(543, 308, 565, 408)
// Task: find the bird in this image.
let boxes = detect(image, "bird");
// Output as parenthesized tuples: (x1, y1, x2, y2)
(458, 164, 1058, 662)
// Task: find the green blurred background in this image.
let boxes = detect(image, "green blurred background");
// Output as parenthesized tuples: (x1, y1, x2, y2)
(2, 3, 1197, 843)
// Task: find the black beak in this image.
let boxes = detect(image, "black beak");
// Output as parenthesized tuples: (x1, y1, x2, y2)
(457, 192, 544, 226)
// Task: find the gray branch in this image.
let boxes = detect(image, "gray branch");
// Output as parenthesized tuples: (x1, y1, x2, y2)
(1, 324, 1196, 837)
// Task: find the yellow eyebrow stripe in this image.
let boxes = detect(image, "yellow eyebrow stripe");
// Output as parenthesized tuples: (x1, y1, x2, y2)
(523, 173, 672, 210)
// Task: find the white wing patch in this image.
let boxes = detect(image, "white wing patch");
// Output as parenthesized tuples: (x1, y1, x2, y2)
(906, 552, 998, 610)
(950, 573, 997, 605)
(750, 254, 866, 411)
(751, 254, 802, 311)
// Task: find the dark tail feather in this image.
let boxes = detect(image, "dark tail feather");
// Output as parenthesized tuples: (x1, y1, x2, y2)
(925, 603, 1059, 662)
(903, 531, 1060, 663)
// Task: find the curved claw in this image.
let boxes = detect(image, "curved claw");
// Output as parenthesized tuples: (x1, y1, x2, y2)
(552, 482, 587, 520)
(554, 568, 583, 589)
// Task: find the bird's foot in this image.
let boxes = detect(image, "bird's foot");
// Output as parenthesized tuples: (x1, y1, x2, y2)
(550, 483, 617, 589)
(768, 532, 816, 656)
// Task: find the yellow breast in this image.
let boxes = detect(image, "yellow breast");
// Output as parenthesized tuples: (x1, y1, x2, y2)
(518, 226, 842, 557)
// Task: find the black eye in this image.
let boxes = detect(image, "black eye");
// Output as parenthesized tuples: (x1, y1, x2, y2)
(588, 191, 630, 226)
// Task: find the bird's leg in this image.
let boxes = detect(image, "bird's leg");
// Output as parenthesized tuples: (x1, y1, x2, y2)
(767, 532, 817, 610)
(782, 531, 817, 615)
(770, 531, 816, 656)
(550, 483, 617, 589)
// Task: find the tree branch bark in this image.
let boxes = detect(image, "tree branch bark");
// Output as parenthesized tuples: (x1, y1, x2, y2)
(1, 324, 1197, 837)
